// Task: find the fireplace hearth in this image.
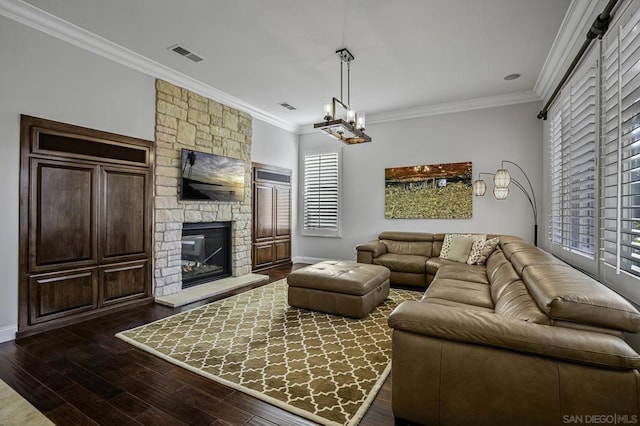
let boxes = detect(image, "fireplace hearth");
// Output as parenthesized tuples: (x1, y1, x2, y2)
(181, 222, 231, 288)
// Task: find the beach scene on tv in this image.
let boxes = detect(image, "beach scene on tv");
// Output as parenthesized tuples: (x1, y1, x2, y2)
(181, 149, 245, 202)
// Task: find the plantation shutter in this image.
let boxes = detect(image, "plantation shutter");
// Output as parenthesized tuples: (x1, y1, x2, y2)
(602, 35, 620, 269)
(302, 150, 341, 236)
(601, 10, 640, 278)
(549, 99, 565, 246)
(548, 52, 597, 259)
(566, 65, 597, 257)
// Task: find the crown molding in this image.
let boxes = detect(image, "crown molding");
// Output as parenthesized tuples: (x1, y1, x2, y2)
(0, 0, 301, 134)
(534, 0, 602, 102)
(299, 90, 541, 134)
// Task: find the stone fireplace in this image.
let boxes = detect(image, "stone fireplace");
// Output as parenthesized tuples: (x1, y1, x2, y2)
(153, 80, 252, 297)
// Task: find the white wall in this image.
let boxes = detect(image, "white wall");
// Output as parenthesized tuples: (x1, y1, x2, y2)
(296, 101, 543, 262)
(251, 119, 300, 258)
(0, 17, 299, 342)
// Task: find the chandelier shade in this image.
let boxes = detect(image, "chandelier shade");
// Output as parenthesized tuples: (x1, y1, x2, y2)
(313, 48, 371, 144)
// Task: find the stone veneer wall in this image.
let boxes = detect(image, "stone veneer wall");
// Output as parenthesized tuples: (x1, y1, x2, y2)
(154, 80, 252, 296)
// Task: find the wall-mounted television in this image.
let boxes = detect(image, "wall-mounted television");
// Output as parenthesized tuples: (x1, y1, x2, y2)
(180, 149, 245, 202)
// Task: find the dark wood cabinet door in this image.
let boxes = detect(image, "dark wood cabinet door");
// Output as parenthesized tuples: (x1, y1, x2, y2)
(254, 243, 275, 269)
(275, 240, 291, 263)
(251, 163, 292, 272)
(100, 166, 148, 262)
(254, 183, 274, 240)
(275, 185, 291, 238)
(100, 261, 148, 306)
(29, 159, 97, 272)
(29, 268, 98, 324)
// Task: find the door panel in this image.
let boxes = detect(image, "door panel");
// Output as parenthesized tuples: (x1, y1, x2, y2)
(254, 243, 274, 269)
(254, 183, 274, 240)
(100, 261, 148, 305)
(275, 185, 291, 238)
(275, 240, 291, 263)
(29, 268, 97, 324)
(30, 159, 96, 271)
(101, 167, 148, 261)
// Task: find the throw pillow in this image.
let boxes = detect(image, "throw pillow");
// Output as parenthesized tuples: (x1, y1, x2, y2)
(476, 237, 500, 265)
(467, 234, 487, 265)
(448, 235, 475, 263)
(440, 233, 472, 259)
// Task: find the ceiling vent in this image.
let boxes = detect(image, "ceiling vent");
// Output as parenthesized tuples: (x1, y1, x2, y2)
(167, 44, 204, 63)
(279, 102, 297, 111)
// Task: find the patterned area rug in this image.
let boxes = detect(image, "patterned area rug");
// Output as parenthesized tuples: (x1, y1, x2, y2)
(116, 279, 422, 426)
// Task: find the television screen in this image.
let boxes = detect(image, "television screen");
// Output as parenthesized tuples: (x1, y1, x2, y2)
(180, 149, 245, 202)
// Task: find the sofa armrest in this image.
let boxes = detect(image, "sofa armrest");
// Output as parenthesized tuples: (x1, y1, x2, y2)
(388, 301, 640, 370)
(355, 240, 387, 264)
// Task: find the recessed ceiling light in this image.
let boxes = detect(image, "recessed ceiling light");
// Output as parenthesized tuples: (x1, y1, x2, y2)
(504, 73, 521, 81)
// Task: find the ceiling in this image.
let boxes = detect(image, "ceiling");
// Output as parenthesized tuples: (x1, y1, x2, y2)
(21, 0, 572, 130)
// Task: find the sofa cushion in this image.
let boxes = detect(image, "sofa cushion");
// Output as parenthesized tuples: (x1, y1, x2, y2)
(448, 235, 475, 263)
(474, 237, 500, 265)
(485, 249, 510, 281)
(439, 233, 471, 258)
(432, 233, 445, 257)
(466, 237, 485, 264)
(425, 257, 460, 275)
(373, 253, 428, 274)
(494, 280, 552, 325)
(421, 297, 494, 313)
(381, 239, 432, 257)
(435, 264, 488, 284)
(510, 249, 564, 275)
(523, 264, 640, 333)
(425, 278, 494, 309)
(499, 236, 529, 259)
(489, 260, 521, 301)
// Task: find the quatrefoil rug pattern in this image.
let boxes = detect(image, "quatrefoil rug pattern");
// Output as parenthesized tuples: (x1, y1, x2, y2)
(116, 279, 421, 426)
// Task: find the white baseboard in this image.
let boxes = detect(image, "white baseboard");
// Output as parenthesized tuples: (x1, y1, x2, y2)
(292, 256, 353, 265)
(0, 324, 17, 343)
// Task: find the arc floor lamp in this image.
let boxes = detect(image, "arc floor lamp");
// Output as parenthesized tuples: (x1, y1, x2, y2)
(473, 160, 538, 246)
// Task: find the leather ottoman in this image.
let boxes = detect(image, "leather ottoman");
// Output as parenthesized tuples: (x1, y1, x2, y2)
(287, 261, 391, 318)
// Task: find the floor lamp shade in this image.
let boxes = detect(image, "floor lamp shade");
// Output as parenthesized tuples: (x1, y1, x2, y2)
(493, 186, 509, 200)
(473, 179, 487, 196)
(494, 169, 511, 188)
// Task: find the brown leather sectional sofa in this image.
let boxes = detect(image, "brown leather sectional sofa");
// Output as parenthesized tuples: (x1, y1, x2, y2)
(356, 232, 640, 425)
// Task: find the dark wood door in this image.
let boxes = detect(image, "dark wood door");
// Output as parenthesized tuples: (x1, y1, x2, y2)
(251, 163, 292, 272)
(29, 159, 97, 272)
(100, 166, 149, 263)
(275, 185, 291, 238)
(254, 183, 274, 241)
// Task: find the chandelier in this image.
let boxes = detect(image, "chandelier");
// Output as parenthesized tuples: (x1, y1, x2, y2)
(314, 48, 371, 144)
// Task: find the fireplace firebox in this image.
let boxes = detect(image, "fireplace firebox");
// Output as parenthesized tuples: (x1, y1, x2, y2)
(181, 222, 231, 288)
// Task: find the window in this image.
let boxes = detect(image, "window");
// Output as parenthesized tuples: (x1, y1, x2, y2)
(548, 52, 597, 260)
(601, 8, 640, 280)
(302, 148, 341, 237)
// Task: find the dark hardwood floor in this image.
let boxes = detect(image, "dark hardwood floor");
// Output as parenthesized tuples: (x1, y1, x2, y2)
(0, 264, 411, 426)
